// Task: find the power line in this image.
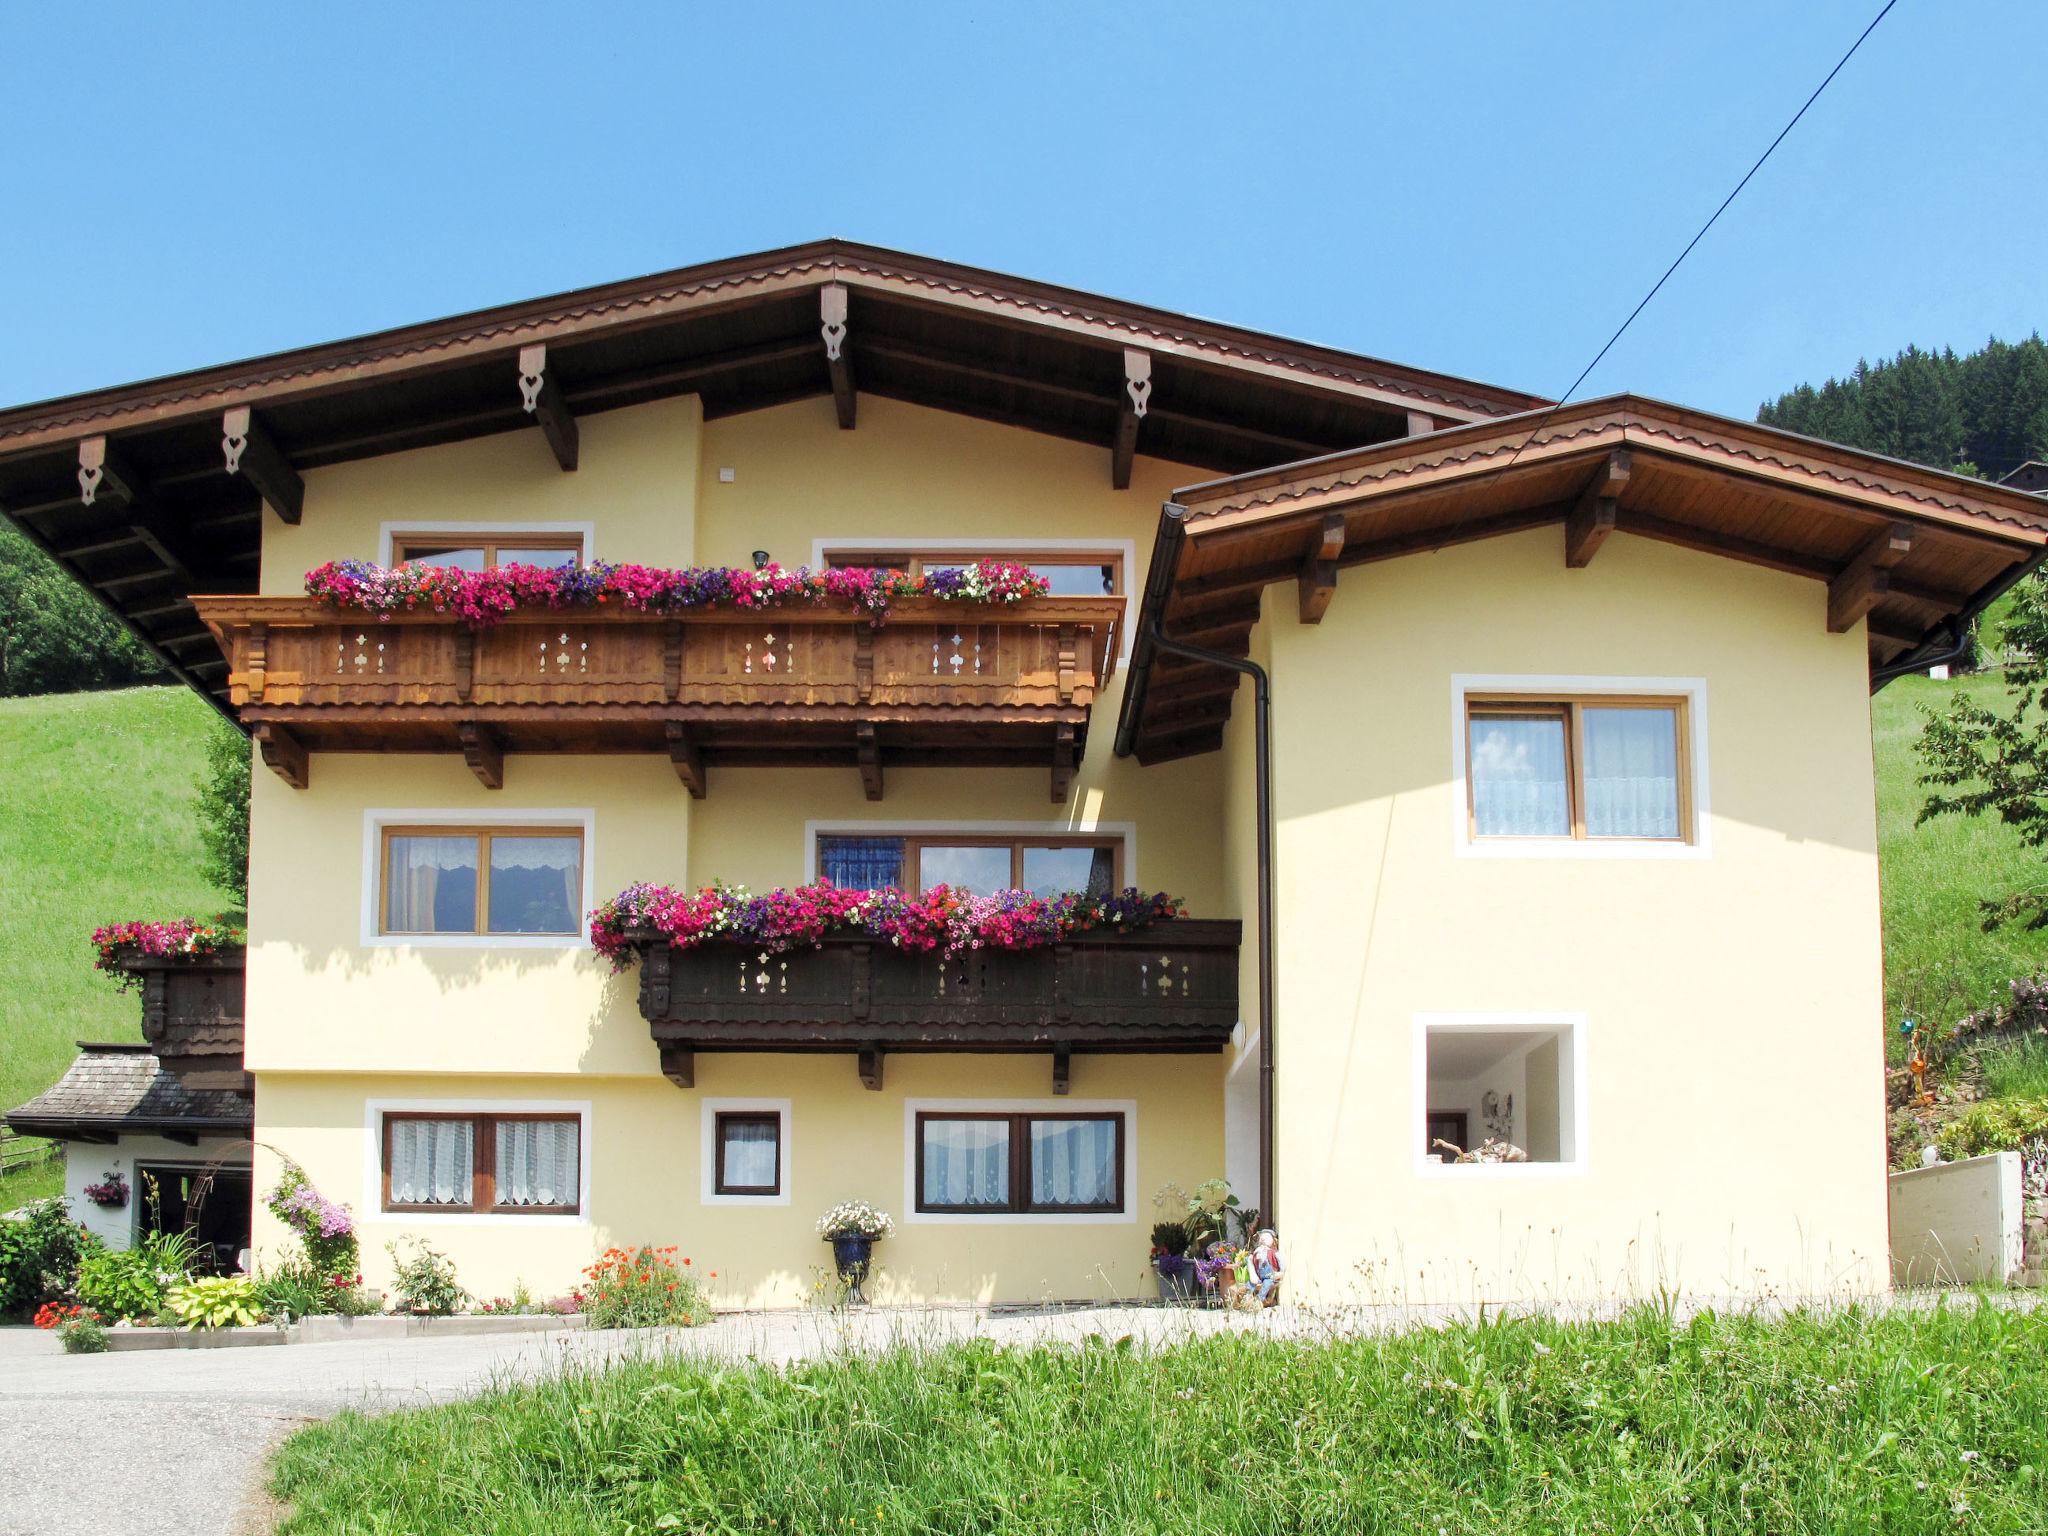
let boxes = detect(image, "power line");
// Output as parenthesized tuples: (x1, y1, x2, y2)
(1492, 0, 1902, 472)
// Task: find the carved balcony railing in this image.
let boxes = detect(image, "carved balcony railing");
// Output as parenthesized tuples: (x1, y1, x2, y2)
(626, 919, 1241, 1093)
(192, 596, 1122, 799)
(112, 947, 249, 1096)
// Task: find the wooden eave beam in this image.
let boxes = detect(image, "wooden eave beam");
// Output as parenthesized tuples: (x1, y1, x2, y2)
(856, 721, 884, 802)
(858, 1045, 885, 1091)
(1828, 522, 1915, 633)
(1406, 410, 1436, 437)
(252, 724, 308, 789)
(458, 722, 505, 789)
(1565, 450, 1630, 568)
(665, 722, 706, 799)
(1298, 511, 1344, 623)
(1051, 722, 1076, 804)
(221, 407, 303, 524)
(516, 345, 580, 471)
(1112, 349, 1151, 490)
(77, 437, 199, 589)
(659, 1045, 695, 1089)
(821, 284, 856, 430)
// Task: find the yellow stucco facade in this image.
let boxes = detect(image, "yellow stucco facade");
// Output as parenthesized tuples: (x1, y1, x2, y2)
(245, 389, 1892, 1306)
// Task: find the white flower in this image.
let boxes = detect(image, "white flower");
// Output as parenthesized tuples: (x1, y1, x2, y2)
(1959, 1450, 1979, 1463)
(1533, 1342, 1552, 1356)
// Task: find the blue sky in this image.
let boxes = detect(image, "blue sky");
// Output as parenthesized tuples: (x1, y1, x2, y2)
(2, 2, 2042, 418)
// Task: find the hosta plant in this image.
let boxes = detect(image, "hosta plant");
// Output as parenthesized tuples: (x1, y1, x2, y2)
(163, 1275, 266, 1330)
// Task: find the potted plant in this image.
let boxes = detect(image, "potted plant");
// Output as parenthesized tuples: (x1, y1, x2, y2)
(817, 1200, 894, 1303)
(1149, 1221, 1197, 1302)
(81, 1170, 130, 1209)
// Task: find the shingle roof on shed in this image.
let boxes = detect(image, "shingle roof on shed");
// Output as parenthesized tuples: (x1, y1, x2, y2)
(5, 1043, 252, 1140)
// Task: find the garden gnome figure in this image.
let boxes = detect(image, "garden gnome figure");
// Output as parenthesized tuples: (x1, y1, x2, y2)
(1249, 1228, 1284, 1306)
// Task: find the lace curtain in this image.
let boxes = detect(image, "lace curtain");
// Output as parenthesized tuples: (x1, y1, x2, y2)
(1470, 716, 1570, 836)
(922, 1119, 1010, 1206)
(385, 836, 478, 932)
(719, 1118, 779, 1189)
(818, 836, 905, 890)
(1582, 708, 1679, 838)
(389, 1119, 475, 1205)
(496, 1118, 578, 1208)
(487, 836, 581, 935)
(1029, 1119, 1118, 1207)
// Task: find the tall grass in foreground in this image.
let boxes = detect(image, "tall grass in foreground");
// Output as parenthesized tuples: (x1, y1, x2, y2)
(1978, 1035, 2048, 1101)
(271, 1303, 2048, 1534)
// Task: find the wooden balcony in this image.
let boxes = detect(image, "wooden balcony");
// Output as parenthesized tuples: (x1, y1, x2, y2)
(628, 919, 1241, 1092)
(192, 596, 1122, 799)
(113, 947, 249, 1096)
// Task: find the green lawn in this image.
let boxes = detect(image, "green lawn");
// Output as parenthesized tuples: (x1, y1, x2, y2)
(269, 1303, 2048, 1535)
(1873, 670, 2048, 1045)
(0, 686, 235, 1206)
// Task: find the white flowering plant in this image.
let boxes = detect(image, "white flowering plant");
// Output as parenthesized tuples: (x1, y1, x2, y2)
(817, 1199, 895, 1239)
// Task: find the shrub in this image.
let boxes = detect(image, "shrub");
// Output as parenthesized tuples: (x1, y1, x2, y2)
(74, 1228, 201, 1323)
(163, 1275, 265, 1330)
(254, 1259, 337, 1323)
(1938, 1097, 2048, 1160)
(265, 1159, 358, 1280)
(0, 1200, 89, 1316)
(386, 1239, 467, 1316)
(58, 1314, 108, 1354)
(579, 1245, 711, 1329)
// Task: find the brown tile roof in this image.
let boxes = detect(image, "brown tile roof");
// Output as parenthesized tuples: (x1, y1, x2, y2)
(5, 1044, 251, 1140)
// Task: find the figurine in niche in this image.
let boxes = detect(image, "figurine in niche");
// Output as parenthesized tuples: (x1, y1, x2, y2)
(1482, 1089, 1514, 1143)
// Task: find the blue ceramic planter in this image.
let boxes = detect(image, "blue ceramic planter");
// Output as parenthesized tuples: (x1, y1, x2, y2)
(828, 1233, 877, 1303)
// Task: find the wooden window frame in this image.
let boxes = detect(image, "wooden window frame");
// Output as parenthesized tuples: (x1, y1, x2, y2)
(824, 547, 1125, 597)
(712, 1111, 783, 1197)
(913, 1110, 1126, 1215)
(378, 825, 585, 937)
(817, 833, 1123, 893)
(379, 1111, 582, 1215)
(1464, 694, 1693, 844)
(390, 531, 586, 568)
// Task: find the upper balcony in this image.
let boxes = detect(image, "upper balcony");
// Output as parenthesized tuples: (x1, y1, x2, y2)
(192, 594, 1121, 800)
(112, 945, 249, 1097)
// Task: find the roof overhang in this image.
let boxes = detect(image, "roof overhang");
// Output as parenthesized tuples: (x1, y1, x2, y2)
(0, 240, 1544, 722)
(1117, 396, 2048, 761)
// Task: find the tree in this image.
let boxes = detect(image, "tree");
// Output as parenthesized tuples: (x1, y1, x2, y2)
(0, 524, 166, 695)
(196, 720, 251, 909)
(1918, 577, 2048, 929)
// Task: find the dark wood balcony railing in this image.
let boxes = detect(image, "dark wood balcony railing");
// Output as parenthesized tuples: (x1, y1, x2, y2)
(193, 595, 1122, 800)
(628, 919, 1241, 1093)
(114, 947, 249, 1096)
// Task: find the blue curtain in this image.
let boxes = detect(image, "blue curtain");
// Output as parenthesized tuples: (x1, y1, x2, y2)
(819, 836, 905, 890)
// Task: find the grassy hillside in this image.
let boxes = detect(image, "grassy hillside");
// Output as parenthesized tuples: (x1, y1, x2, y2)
(1873, 669, 2048, 1043)
(0, 686, 233, 1206)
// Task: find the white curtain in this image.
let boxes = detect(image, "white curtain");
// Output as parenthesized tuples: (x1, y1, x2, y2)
(1029, 1119, 1118, 1207)
(496, 1119, 578, 1208)
(720, 1119, 779, 1189)
(389, 1119, 474, 1205)
(386, 836, 477, 932)
(1469, 716, 1570, 836)
(1583, 708, 1680, 838)
(922, 1119, 1009, 1206)
(486, 836, 581, 935)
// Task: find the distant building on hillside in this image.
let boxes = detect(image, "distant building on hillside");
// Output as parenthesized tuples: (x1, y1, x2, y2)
(2000, 461, 2048, 495)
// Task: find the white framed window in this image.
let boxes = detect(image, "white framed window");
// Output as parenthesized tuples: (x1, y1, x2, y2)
(378, 520, 594, 568)
(902, 1098, 1137, 1225)
(360, 809, 596, 949)
(1413, 1014, 1587, 1178)
(810, 537, 1138, 663)
(361, 1098, 591, 1225)
(699, 1098, 793, 1206)
(805, 820, 1137, 892)
(1450, 675, 1710, 859)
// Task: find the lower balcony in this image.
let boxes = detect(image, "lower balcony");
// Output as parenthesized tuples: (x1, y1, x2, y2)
(629, 920, 1242, 1093)
(193, 595, 1121, 800)
(119, 948, 250, 1096)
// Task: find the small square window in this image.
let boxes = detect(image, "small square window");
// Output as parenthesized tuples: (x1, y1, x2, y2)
(1421, 1022, 1579, 1168)
(714, 1112, 782, 1197)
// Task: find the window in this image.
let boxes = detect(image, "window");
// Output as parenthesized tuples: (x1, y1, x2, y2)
(1466, 696, 1688, 841)
(713, 1112, 782, 1197)
(915, 1111, 1124, 1213)
(381, 1112, 581, 1213)
(816, 834, 1120, 896)
(390, 532, 585, 570)
(379, 826, 583, 936)
(825, 548, 1123, 598)
(1419, 1019, 1581, 1170)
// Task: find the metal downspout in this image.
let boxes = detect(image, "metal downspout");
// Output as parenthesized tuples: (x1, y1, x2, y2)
(1115, 501, 1277, 1228)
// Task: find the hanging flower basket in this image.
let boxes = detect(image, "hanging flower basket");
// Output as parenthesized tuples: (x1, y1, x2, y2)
(82, 1171, 130, 1209)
